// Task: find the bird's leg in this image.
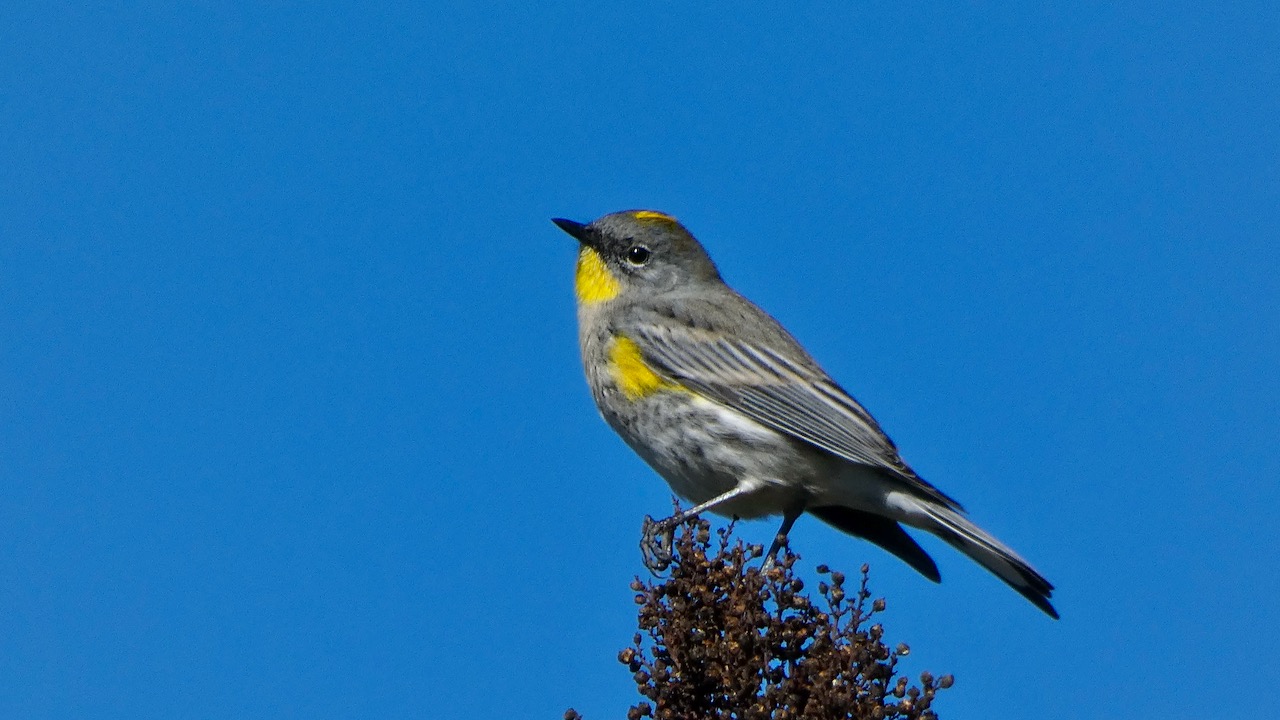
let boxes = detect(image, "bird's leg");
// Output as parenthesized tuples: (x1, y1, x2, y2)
(641, 486, 749, 572)
(763, 501, 806, 569)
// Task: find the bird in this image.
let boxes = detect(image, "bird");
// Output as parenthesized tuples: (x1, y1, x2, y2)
(552, 209, 1057, 618)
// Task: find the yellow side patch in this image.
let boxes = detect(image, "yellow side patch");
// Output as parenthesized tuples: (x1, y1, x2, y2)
(609, 337, 680, 401)
(575, 247, 621, 304)
(632, 210, 677, 223)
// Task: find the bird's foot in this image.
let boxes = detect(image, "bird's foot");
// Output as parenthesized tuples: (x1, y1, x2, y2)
(640, 514, 676, 573)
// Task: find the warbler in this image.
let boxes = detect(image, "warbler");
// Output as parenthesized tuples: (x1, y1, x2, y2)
(552, 210, 1057, 618)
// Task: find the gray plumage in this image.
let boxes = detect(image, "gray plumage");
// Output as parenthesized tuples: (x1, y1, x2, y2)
(554, 210, 1057, 618)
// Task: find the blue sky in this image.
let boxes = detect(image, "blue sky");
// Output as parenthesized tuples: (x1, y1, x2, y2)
(2, 2, 1277, 717)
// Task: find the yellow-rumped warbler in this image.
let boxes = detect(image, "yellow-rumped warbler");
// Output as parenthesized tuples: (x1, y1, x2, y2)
(552, 210, 1057, 618)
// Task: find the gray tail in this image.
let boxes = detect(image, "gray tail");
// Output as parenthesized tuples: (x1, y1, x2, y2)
(903, 496, 1058, 618)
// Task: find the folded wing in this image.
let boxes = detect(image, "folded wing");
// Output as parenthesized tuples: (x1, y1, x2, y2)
(630, 321, 962, 511)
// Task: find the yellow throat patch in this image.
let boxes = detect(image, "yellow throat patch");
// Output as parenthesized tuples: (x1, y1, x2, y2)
(609, 337, 680, 401)
(575, 247, 621, 304)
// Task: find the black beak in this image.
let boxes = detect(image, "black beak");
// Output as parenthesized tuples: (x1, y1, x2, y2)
(551, 217, 592, 245)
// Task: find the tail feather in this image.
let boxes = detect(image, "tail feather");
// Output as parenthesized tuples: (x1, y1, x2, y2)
(904, 496, 1058, 619)
(810, 506, 941, 582)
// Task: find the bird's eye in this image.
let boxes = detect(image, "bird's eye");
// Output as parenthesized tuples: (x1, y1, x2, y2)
(626, 245, 652, 266)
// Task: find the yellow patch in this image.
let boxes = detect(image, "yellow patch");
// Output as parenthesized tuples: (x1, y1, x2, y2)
(632, 210, 677, 223)
(575, 247, 621, 304)
(609, 337, 681, 401)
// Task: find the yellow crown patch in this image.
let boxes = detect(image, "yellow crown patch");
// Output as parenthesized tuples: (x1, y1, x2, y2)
(632, 210, 677, 224)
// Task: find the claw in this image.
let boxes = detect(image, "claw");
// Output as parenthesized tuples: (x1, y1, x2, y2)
(640, 515, 675, 572)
